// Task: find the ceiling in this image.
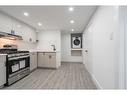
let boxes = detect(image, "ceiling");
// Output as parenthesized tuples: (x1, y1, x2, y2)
(0, 6, 97, 33)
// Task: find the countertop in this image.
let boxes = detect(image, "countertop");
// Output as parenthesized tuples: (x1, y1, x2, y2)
(36, 51, 58, 53)
(21, 49, 60, 53)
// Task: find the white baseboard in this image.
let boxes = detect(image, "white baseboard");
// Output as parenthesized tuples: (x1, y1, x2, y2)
(84, 65, 103, 89)
(61, 61, 83, 64)
(91, 74, 103, 89)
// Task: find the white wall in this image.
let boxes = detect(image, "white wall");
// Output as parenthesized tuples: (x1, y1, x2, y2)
(61, 33, 83, 63)
(119, 7, 127, 89)
(36, 30, 61, 52)
(83, 26, 93, 73)
(83, 6, 119, 89)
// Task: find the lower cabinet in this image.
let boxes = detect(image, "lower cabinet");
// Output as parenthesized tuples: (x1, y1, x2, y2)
(30, 52, 37, 71)
(38, 52, 57, 69)
(0, 55, 6, 87)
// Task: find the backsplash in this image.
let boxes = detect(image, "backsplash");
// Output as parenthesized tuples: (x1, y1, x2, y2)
(0, 38, 15, 48)
(0, 38, 36, 50)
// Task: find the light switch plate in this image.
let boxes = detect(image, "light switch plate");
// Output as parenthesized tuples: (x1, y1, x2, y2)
(110, 32, 114, 40)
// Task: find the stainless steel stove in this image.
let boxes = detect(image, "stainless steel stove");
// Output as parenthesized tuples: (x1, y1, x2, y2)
(0, 45, 30, 86)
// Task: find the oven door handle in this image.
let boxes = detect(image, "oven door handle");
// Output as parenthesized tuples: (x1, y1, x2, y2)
(8, 55, 30, 61)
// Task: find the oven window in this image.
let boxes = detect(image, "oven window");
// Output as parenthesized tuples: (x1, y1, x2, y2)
(11, 63, 19, 73)
(19, 60, 26, 69)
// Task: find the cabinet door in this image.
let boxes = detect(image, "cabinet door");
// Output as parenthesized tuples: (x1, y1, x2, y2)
(23, 26, 36, 43)
(0, 12, 12, 33)
(47, 53, 56, 68)
(30, 52, 37, 71)
(13, 21, 36, 43)
(30, 30, 36, 43)
(38, 53, 50, 68)
(49, 53, 56, 68)
(12, 20, 23, 36)
(38, 53, 45, 67)
(44, 53, 50, 67)
(0, 56, 6, 86)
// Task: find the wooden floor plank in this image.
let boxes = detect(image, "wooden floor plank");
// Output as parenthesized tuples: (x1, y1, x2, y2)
(5, 62, 97, 89)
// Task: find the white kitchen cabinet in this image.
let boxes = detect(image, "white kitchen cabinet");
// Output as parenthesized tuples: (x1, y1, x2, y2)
(38, 52, 58, 69)
(38, 52, 46, 67)
(12, 20, 37, 43)
(30, 52, 37, 71)
(11, 21, 24, 39)
(18, 25, 36, 43)
(0, 55, 6, 87)
(0, 12, 12, 33)
(48, 53, 57, 67)
(0, 11, 37, 43)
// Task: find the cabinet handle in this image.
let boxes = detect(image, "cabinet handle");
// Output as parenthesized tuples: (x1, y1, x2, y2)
(49, 55, 52, 59)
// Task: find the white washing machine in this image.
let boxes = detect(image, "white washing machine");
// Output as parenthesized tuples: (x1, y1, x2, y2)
(72, 36, 82, 48)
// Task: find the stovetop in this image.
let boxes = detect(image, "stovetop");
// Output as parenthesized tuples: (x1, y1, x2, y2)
(0, 49, 29, 54)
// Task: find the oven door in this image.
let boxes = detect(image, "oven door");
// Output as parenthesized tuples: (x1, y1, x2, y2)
(8, 56, 30, 75)
(8, 60, 20, 75)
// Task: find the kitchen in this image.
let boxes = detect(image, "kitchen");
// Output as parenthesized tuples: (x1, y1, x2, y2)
(0, 6, 122, 89)
(0, 6, 97, 89)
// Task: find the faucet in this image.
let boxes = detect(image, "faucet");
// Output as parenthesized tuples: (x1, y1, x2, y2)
(51, 45, 56, 51)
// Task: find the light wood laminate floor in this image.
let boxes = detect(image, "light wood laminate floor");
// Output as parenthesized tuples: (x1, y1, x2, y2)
(6, 62, 97, 89)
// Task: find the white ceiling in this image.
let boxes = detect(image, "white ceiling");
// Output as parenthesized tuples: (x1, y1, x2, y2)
(0, 6, 97, 33)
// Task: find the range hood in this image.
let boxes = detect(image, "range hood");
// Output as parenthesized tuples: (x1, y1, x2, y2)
(0, 31, 22, 40)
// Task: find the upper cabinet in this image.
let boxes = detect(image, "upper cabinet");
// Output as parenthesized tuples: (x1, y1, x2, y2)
(0, 12, 37, 43)
(0, 12, 12, 33)
(13, 21, 37, 43)
(22, 25, 36, 43)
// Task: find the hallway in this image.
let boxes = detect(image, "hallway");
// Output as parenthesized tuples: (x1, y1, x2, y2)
(6, 63, 97, 89)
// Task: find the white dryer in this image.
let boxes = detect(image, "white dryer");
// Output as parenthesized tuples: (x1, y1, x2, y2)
(72, 36, 82, 48)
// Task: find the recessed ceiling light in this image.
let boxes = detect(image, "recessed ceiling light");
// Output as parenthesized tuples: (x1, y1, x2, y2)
(70, 20, 74, 24)
(38, 22, 42, 26)
(23, 12, 29, 16)
(69, 7, 74, 11)
(71, 29, 74, 31)
(17, 25, 21, 28)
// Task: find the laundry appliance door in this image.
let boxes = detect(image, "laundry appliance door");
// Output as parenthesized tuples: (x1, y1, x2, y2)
(72, 36, 81, 48)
